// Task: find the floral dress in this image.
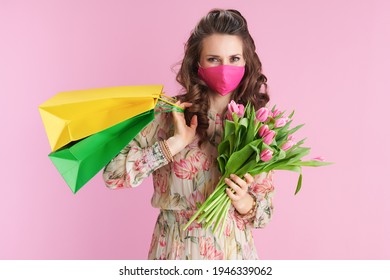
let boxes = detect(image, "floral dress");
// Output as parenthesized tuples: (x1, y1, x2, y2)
(103, 104, 275, 260)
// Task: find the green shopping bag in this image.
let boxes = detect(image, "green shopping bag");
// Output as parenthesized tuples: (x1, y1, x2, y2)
(48, 110, 155, 194)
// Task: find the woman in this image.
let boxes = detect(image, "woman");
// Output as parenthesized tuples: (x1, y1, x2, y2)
(103, 9, 275, 260)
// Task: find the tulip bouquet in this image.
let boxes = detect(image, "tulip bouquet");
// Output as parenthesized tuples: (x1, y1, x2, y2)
(183, 100, 332, 236)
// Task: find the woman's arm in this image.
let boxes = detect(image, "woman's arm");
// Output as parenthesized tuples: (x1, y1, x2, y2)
(102, 113, 170, 189)
(247, 171, 275, 228)
(228, 171, 275, 228)
(103, 101, 198, 189)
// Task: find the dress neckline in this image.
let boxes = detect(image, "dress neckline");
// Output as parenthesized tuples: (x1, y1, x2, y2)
(208, 110, 224, 119)
(207, 111, 224, 147)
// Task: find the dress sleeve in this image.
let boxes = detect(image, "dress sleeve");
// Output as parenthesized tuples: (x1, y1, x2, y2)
(102, 111, 171, 189)
(234, 171, 275, 228)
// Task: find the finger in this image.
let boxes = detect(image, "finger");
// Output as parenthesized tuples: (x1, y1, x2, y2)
(226, 187, 240, 202)
(180, 102, 193, 107)
(190, 114, 198, 129)
(229, 174, 248, 192)
(175, 102, 192, 110)
(224, 178, 245, 197)
(172, 102, 192, 117)
(244, 173, 254, 186)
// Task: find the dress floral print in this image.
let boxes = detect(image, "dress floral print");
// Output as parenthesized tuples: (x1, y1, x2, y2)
(103, 102, 275, 260)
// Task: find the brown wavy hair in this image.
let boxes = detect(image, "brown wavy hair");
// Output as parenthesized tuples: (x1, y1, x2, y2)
(176, 9, 270, 144)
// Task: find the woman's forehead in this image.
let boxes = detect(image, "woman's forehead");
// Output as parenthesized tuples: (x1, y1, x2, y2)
(201, 34, 243, 56)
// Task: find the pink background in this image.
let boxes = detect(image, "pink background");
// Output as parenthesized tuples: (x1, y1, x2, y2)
(1, 0, 389, 260)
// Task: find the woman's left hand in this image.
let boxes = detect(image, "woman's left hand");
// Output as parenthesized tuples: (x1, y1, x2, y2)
(225, 173, 255, 215)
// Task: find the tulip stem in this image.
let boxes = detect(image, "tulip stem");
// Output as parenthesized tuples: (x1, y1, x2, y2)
(217, 197, 231, 237)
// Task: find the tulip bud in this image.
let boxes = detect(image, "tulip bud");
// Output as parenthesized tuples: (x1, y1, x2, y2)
(288, 134, 295, 140)
(282, 140, 295, 151)
(227, 100, 245, 118)
(274, 117, 290, 128)
(272, 109, 282, 118)
(260, 149, 273, 162)
(263, 130, 276, 145)
(255, 107, 269, 122)
(237, 104, 245, 118)
(258, 124, 269, 137)
(312, 156, 325, 162)
(227, 100, 239, 114)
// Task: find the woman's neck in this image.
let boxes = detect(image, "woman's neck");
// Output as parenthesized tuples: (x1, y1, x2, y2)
(208, 91, 232, 115)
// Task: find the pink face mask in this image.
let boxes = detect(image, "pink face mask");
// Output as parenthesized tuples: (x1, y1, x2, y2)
(198, 65, 245, 96)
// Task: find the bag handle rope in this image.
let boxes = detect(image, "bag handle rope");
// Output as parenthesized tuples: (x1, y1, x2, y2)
(156, 93, 185, 113)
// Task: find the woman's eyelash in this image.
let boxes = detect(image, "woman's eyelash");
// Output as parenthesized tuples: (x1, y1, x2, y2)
(206, 57, 241, 62)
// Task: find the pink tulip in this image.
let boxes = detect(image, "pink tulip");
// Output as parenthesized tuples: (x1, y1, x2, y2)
(263, 130, 276, 145)
(288, 134, 295, 141)
(258, 124, 269, 137)
(227, 100, 239, 113)
(255, 107, 269, 122)
(259, 125, 275, 144)
(272, 109, 282, 118)
(226, 112, 233, 121)
(237, 104, 245, 117)
(227, 100, 244, 115)
(274, 117, 290, 128)
(281, 140, 295, 151)
(227, 100, 245, 119)
(312, 156, 325, 162)
(260, 149, 273, 162)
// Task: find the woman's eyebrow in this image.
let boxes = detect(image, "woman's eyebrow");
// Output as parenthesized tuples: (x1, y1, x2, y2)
(205, 54, 242, 57)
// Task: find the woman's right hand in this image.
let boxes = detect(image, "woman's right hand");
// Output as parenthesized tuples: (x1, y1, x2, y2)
(166, 101, 198, 156)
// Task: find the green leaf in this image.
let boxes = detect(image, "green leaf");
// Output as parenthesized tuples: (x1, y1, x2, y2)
(292, 160, 334, 167)
(217, 156, 226, 174)
(295, 172, 303, 195)
(217, 139, 230, 157)
(274, 165, 301, 172)
(224, 121, 236, 138)
(236, 159, 259, 175)
(293, 137, 307, 147)
(287, 124, 305, 135)
(275, 120, 293, 142)
(249, 143, 260, 154)
(244, 102, 252, 115)
(260, 142, 272, 150)
(251, 146, 310, 172)
(242, 106, 257, 148)
(232, 113, 239, 126)
(238, 117, 249, 128)
(287, 146, 311, 159)
(235, 121, 248, 151)
(224, 140, 262, 174)
(229, 135, 235, 156)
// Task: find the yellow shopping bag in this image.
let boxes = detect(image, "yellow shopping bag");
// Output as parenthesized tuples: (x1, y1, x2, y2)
(39, 85, 163, 151)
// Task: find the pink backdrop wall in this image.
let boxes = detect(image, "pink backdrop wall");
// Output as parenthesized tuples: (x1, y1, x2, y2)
(1, 0, 389, 259)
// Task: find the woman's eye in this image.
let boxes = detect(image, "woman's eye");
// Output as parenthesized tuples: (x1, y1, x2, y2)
(207, 57, 219, 63)
(231, 56, 240, 62)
